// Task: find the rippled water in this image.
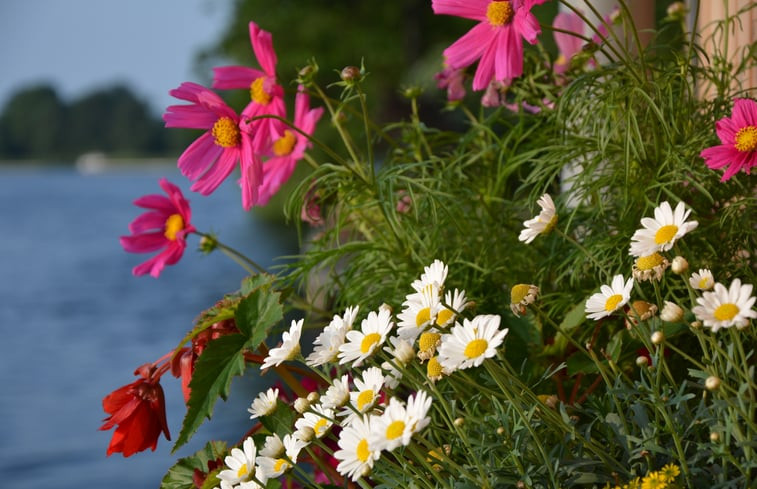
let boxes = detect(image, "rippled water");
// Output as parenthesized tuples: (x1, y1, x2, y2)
(0, 165, 299, 488)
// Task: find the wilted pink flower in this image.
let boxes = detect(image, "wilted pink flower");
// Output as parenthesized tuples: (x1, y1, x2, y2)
(301, 183, 324, 226)
(256, 87, 324, 206)
(120, 178, 195, 278)
(434, 65, 466, 101)
(552, 11, 585, 74)
(163, 82, 265, 208)
(700, 98, 757, 181)
(432, 0, 547, 90)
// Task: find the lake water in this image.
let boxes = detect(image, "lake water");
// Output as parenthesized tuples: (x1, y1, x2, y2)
(0, 165, 299, 488)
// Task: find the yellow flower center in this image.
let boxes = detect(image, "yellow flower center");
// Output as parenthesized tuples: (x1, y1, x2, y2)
(360, 333, 381, 354)
(464, 338, 488, 359)
(543, 214, 558, 234)
(698, 277, 711, 289)
(273, 458, 289, 473)
(236, 463, 249, 479)
(713, 303, 739, 321)
(654, 224, 678, 245)
(356, 390, 375, 411)
(604, 294, 623, 312)
(419, 332, 441, 353)
(313, 417, 329, 436)
(356, 439, 371, 462)
(436, 308, 454, 326)
(734, 126, 757, 152)
(386, 420, 406, 440)
(416, 307, 431, 327)
(427, 356, 442, 378)
(511, 284, 531, 304)
(250, 77, 272, 105)
(486, 1, 514, 26)
(635, 253, 664, 271)
(272, 130, 297, 156)
(212, 116, 240, 148)
(164, 214, 185, 241)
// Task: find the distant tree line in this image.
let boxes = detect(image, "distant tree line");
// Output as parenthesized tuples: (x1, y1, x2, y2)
(0, 84, 194, 162)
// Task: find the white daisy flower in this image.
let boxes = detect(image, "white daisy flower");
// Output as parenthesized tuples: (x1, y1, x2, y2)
(660, 301, 684, 322)
(338, 308, 394, 366)
(510, 284, 538, 317)
(628, 201, 698, 257)
(689, 268, 715, 290)
(346, 366, 385, 415)
(305, 306, 359, 367)
(436, 288, 469, 327)
(334, 415, 380, 481)
(518, 193, 557, 244)
(411, 259, 449, 293)
(217, 437, 266, 487)
(383, 336, 415, 365)
(321, 374, 351, 410)
(370, 390, 432, 452)
(259, 433, 284, 458)
(692, 279, 756, 331)
(294, 404, 334, 440)
(585, 274, 634, 320)
(438, 315, 508, 371)
(257, 434, 308, 479)
(261, 319, 303, 370)
(248, 387, 279, 419)
(396, 284, 441, 342)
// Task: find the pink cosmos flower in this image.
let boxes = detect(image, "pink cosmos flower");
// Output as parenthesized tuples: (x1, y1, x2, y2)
(212, 21, 287, 144)
(120, 178, 195, 278)
(256, 87, 324, 206)
(552, 11, 585, 74)
(700, 98, 757, 181)
(432, 0, 547, 91)
(163, 82, 265, 209)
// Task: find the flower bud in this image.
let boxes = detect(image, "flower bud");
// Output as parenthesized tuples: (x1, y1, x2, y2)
(496, 426, 505, 435)
(199, 234, 218, 254)
(453, 417, 464, 427)
(660, 301, 684, 322)
(636, 355, 649, 367)
(651, 331, 665, 345)
(710, 431, 720, 442)
(307, 391, 320, 403)
(705, 376, 721, 391)
(340, 66, 361, 82)
(671, 256, 689, 274)
(690, 320, 702, 330)
(294, 397, 311, 414)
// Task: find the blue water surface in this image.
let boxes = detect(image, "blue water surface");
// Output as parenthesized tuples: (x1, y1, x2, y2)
(0, 165, 299, 488)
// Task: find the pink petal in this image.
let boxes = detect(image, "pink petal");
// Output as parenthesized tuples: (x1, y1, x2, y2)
(239, 139, 263, 210)
(552, 12, 584, 58)
(249, 22, 277, 76)
(731, 98, 757, 127)
(129, 211, 168, 234)
(190, 147, 239, 196)
(444, 22, 493, 72)
(473, 30, 500, 90)
(163, 104, 218, 130)
(494, 26, 524, 82)
(177, 132, 224, 181)
(132, 194, 172, 212)
(700, 144, 736, 170)
(714, 116, 739, 145)
(212, 66, 264, 90)
(514, 9, 541, 44)
(432, 0, 488, 21)
(120, 232, 166, 253)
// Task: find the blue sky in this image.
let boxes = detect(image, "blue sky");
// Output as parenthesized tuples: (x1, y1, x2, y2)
(0, 0, 231, 114)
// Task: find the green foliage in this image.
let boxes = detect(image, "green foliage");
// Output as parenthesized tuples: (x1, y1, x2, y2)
(161, 440, 227, 489)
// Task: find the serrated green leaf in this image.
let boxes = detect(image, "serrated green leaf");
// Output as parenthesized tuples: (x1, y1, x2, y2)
(240, 273, 274, 296)
(235, 287, 283, 345)
(161, 440, 227, 489)
(173, 334, 247, 452)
